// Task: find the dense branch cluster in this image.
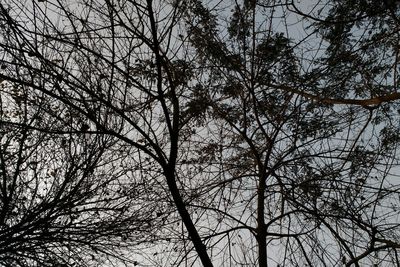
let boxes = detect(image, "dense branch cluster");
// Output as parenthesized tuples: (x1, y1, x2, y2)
(0, 0, 399, 266)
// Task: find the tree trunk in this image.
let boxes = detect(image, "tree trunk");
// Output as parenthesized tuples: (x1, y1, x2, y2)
(257, 174, 267, 267)
(165, 167, 214, 267)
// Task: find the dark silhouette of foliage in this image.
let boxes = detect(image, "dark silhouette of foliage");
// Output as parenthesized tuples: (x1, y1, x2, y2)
(0, 0, 400, 266)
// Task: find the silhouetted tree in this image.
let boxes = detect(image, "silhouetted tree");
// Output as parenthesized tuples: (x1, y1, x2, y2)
(180, 0, 400, 266)
(0, 0, 400, 266)
(0, 82, 165, 266)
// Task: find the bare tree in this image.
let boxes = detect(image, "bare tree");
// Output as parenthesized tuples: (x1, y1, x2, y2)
(179, 0, 400, 266)
(0, 0, 213, 266)
(1, 0, 400, 266)
(0, 80, 165, 266)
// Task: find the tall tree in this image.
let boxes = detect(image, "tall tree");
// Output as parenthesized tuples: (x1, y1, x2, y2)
(180, 0, 400, 266)
(0, 0, 400, 266)
(0, 0, 214, 266)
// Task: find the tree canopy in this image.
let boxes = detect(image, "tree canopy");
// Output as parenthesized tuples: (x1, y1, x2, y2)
(0, 0, 400, 266)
